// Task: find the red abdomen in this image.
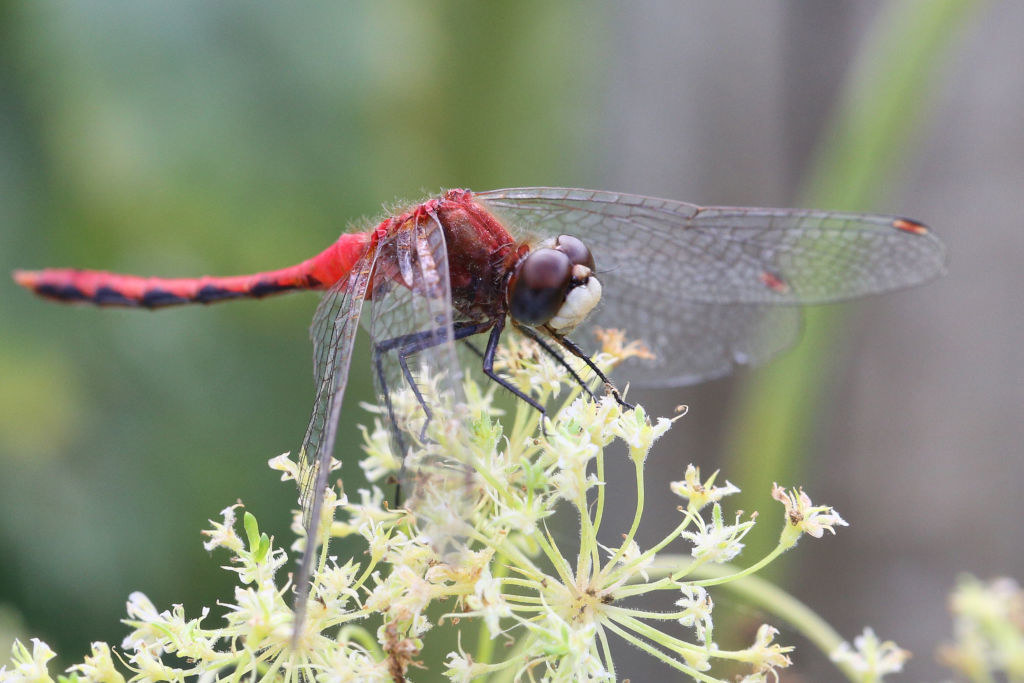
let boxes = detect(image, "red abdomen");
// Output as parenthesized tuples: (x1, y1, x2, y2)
(13, 232, 370, 309)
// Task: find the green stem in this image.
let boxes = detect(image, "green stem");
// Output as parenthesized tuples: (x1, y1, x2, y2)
(598, 457, 645, 580)
(601, 619, 720, 682)
(596, 624, 616, 680)
(337, 625, 384, 659)
(592, 431, 607, 536)
(649, 555, 858, 681)
(601, 507, 699, 588)
(475, 558, 511, 665)
(686, 544, 788, 587)
(533, 523, 576, 588)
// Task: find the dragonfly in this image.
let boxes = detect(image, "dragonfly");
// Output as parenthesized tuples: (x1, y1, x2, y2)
(13, 187, 946, 637)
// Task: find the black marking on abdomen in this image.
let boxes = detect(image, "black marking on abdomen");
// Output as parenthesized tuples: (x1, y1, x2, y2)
(35, 283, 88, 302)
(141, 289, 189, 308)
(249, 280, 298, 297)
(94, 287, 137, 306)
(195, 285, 246, 304)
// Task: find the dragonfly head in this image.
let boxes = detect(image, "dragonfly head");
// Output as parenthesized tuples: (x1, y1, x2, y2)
(506, 235, 602, 333)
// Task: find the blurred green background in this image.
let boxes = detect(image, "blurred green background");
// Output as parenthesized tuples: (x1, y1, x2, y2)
(2, 2, 1021, 680)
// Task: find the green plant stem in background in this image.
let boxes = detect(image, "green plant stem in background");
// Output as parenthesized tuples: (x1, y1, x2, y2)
(725, 0, 980, 568)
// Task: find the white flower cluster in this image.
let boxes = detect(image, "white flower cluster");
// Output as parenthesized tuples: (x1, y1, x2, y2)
(0, 330, 868, 682)
(831, 627, 910, 681)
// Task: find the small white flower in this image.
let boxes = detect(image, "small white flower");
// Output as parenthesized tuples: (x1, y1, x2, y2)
(319, 644, 393, 682)
(494, 334, 568, 400)
(366, 565, 436, 623)
(601, 538, 653, 582)
(3, 638, 56, 680)
(464, 567, 512, 635)
(224, 582, 291, 646)
(315, 560, 362, 608)
(939, 576, 1023, 679)
(546, 424, 602, 506)
(121, 592, 168, 652)
(670, 464, 740, 512)
(676, 584, 714, 643)
(66, 642, 126, 683)
(201, 503, 243, 552)
(771, 483, 849, 541)
(831, 627, 910, 678)
(444, 648, 478, 682)
(267, 452, 299, 481)
(745, 624, 793, 674)
(489, 487, 551, 536)
(358, 421, 401, 482)
(611, 404, 674, 462)
(127, 643, 184, 681)
(524, 612, 610, 681)
(680, 503, 755, 563)
(561, 395, 621, 447)
(734, 673, 770, 683)
(344, 487, 398, 532)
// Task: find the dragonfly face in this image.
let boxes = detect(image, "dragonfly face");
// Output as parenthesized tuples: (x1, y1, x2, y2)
(505, 234, 602, 334)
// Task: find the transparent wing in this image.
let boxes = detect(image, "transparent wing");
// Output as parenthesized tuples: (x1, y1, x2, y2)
(293, 246, 375, 623)
(476, 187, 946, 386)
(368, 213, 474, 556)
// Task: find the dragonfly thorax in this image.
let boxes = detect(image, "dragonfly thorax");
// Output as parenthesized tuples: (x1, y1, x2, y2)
(506, 234, 601, 333)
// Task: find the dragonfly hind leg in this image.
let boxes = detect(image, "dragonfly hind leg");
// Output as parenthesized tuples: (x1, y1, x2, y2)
(376, 317, 554, 435)
(373, 320, 493, 448)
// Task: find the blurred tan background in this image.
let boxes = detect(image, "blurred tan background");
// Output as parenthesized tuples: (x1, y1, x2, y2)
(1, 1, 1019, 680)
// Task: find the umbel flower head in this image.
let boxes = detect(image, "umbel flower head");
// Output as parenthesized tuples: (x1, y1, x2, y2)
(2, 330, 870, 682)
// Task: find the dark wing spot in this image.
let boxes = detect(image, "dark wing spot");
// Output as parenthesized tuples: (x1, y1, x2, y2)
(94, 287, 137, 306)
(141, 289, 189, 308)
(760, 270, 790, 294)
(892, 217, 929, 235)
(195, 285, 245, 304)
(35, 283, 88, 302)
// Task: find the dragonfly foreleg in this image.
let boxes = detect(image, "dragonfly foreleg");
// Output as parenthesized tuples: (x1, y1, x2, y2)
(511, 322, 598, 403)
(543, 329, 635, 411)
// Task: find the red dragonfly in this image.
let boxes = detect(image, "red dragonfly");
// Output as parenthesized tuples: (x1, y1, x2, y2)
(13, 187, 945, 633)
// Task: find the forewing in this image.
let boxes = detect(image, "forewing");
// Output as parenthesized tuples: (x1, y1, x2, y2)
(476, 187, 945, 386)
(368, 214, 474, 555)
(300, 250, 375, 527)
(293, 246, 375, 626)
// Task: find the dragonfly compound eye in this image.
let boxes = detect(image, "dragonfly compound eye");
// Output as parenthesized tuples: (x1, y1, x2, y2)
(507, 248, 573, 326)
(555, 234, 595, 271)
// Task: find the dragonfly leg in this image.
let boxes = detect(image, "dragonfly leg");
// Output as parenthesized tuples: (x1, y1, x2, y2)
(374, 321, 490, 506)
(462, 338, 485, 358)
(511, 322, 597, 402)
(544, 329, 635, 411)
(374, 321, 492, 443)
(480, 318, 548, 433)
(372, 343, 409, 464)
